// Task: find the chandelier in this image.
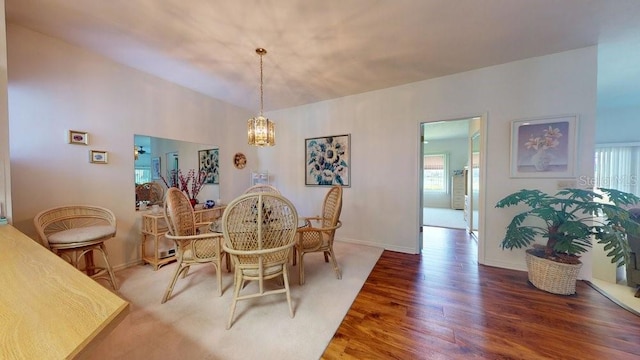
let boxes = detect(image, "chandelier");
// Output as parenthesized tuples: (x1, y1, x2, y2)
(247, 48, 275, 146)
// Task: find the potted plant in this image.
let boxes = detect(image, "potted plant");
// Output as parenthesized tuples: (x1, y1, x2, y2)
(495, 187, 640, 295)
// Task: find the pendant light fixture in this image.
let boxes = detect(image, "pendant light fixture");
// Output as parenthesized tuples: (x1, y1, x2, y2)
(247, 48, 275, 146)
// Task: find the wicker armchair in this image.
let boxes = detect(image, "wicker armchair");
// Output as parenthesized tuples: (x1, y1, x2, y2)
(161, 187, 226, 303)
(222, 192, 299, 329)
(243, 184, 281, 194)
(136, 182, 164, 206)
(295, 186, 343, 285)
(33, 205, 119, 290)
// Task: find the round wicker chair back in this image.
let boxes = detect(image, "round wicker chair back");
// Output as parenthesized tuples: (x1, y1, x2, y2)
(295, 185, 343, 285)
(163, 188, 196, 237)
(135, 182, 164, 206)
(242, 184, 281, 194)
(321, 186, 343, 229)
(221, 192, 299, 328)
(161, 187, 226, 302)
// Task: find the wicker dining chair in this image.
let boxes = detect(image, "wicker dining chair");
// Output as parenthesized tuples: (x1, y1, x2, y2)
(221, 192, 299, 329)
(33, 205, 119, 290)
(295, 185, 343, 285)
(135, 182, 165, 206)
(161, 187, 226, 303)
(242, 184, 281, 194)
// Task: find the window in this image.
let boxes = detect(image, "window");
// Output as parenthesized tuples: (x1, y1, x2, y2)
(135, 168, 151, 184)
(594, 144, 640, 195)
(423, 153, 448, 192)
(471, 151, 480, 193)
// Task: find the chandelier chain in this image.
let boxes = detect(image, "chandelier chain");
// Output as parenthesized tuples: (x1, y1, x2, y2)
(259, 51, 264, 116)
(247, 47, 274, 146)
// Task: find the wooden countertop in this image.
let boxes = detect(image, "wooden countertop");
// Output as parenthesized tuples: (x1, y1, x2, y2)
(0, 224, 129, 359)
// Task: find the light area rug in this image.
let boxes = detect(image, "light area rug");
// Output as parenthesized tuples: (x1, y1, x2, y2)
(84, 242, 383, 360)
(423, 207, 466, 229)
(590, 278, 640, 315)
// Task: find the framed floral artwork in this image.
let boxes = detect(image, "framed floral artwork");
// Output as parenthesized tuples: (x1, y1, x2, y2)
(90, 150, 108, 164)
(305, 134, 350, 186)
(68, 130, 88, 145)
(198, 148, 219, 184)
(510, 115, 578, 178)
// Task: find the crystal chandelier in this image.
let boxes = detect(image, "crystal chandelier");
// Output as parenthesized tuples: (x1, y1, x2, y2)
(247, 48, 275, 146)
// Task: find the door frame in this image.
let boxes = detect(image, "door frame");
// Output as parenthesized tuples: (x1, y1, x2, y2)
(419, 114, 487, 264)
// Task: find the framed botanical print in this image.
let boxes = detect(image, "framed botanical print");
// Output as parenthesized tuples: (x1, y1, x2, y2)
(68, 130, 88, 145)
(90, 150, 108, 164)
(198, 148, 219, 184)
(510, 115, 577, 178)
(305, 134, 350, 186)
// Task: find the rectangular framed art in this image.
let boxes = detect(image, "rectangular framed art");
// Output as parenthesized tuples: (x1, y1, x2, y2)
(510, 115, 577, 178)
(151, 157, 161, 179)
(198, 148, 219, 184)
(89, 150, 108, 164)
(68, 130, 88, 145)
(305, 134, 350, 186)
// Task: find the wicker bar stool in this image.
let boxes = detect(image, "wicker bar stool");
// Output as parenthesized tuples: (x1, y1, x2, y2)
(34, 205, 119, 290)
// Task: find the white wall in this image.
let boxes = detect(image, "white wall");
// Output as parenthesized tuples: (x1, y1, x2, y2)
(7, 23, 599, 277)
(262, 46, 598, 277)
(596, 105, 640, 143)
(7, 24, 256, 269)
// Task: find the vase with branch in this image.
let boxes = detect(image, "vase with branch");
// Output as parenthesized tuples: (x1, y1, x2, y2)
(161, 169, 206, 207)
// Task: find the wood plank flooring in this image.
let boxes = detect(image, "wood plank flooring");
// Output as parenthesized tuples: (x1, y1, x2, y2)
(322, 226, 640, 359)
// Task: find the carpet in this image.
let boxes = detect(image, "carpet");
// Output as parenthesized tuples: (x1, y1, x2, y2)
(84, 241, 383, 360)
(423, 207, 467, 229)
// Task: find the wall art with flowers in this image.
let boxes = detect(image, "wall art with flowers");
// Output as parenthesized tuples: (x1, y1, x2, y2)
(305, 134, 350, 186)
(510, 115, 577, 178)
(198, 148, 220, 184)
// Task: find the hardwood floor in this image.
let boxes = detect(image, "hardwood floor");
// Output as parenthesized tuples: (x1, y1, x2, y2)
(322, 226, 640, 359)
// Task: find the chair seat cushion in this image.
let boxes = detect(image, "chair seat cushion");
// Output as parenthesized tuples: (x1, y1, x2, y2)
(48, 225, 116, 244)
(243, 264, 283, 277)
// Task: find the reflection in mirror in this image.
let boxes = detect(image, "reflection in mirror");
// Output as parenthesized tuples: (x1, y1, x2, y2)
(134, 135, 220, 210)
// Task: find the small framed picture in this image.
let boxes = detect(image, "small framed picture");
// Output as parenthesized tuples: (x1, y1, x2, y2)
(90, 150, 108, 164)
(68, 130, 89, 145)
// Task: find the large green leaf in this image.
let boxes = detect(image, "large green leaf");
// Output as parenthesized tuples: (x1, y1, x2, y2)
(495, 187, 640, 260)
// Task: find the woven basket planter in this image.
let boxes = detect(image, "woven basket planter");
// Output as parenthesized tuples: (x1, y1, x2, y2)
(525, 249, 582, 295)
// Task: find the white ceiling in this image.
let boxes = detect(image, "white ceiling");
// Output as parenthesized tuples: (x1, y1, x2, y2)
(6, 0, 640, 112)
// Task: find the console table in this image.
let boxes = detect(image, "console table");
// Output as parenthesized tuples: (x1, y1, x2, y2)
(140, 205, 226, 270)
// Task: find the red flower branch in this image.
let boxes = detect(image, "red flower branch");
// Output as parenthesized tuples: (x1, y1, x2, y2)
(161, 169, 206, 200)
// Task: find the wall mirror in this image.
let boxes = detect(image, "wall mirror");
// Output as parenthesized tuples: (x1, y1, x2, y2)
(134, 134, 220, 209)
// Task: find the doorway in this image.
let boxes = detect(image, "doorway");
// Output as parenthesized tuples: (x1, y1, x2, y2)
(469, 131, 480, 238)
(420, 116, 484, 250)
